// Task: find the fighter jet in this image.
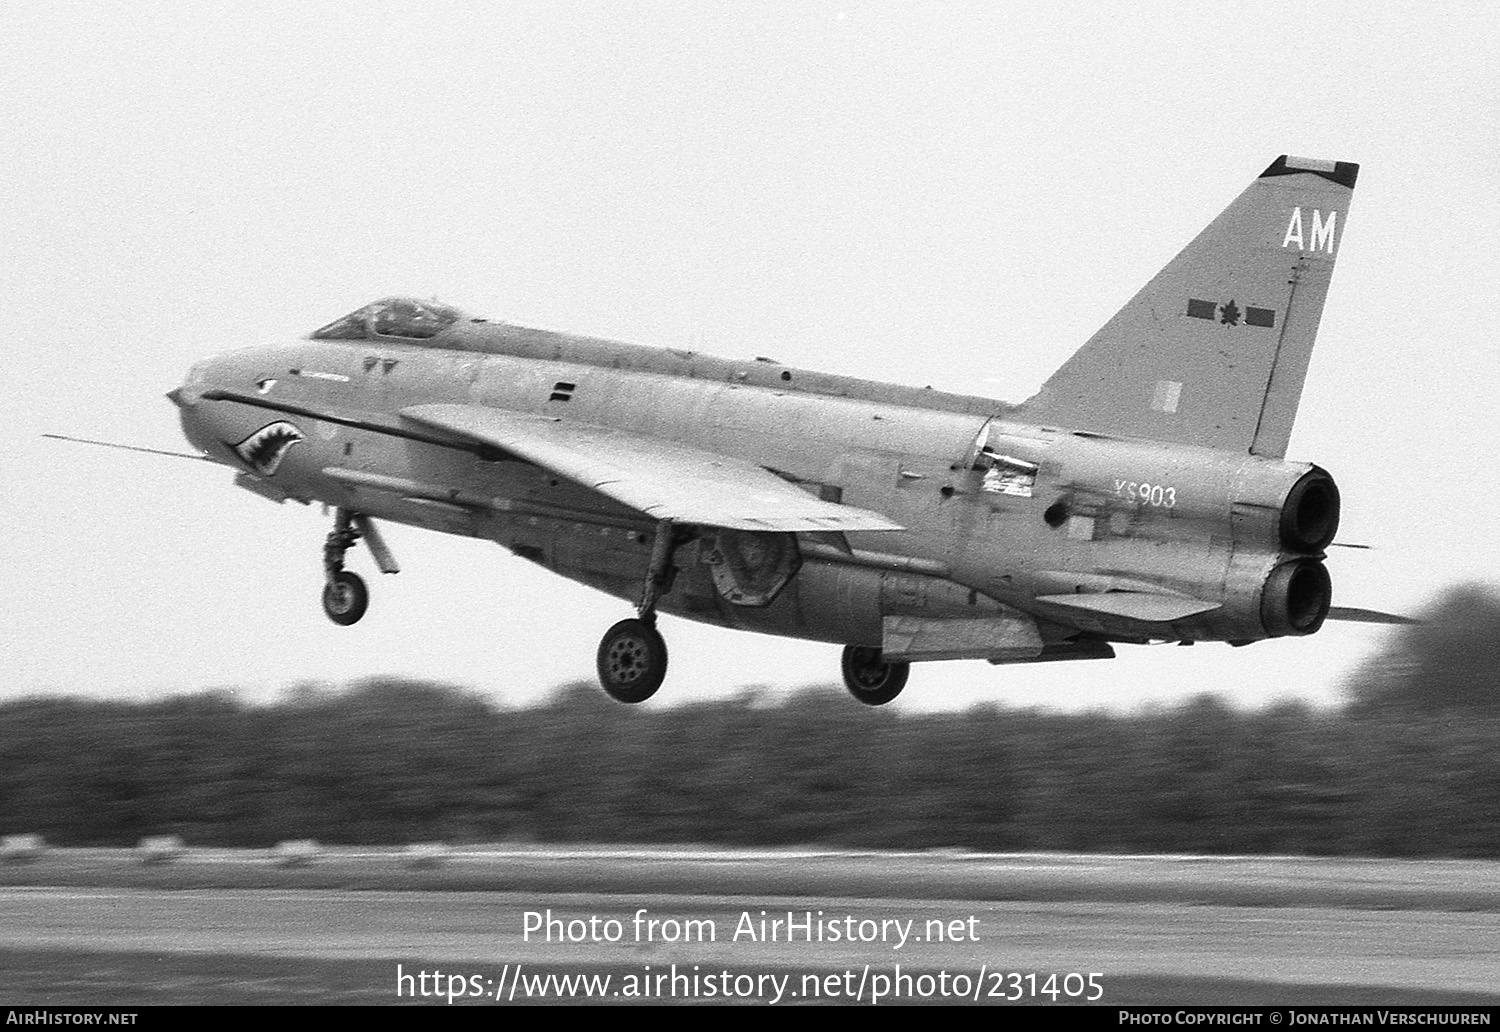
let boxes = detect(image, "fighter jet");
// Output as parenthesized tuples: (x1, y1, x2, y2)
(156, 155, 1400, 705)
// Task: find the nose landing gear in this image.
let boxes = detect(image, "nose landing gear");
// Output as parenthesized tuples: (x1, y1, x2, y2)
(320, 508, 399, 626)
(323, 571, 368, 626)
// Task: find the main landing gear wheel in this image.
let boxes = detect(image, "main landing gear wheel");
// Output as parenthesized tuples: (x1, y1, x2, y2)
(322, 571, 368, 626)
(597, 618, 668, 704)
(841, 645, 909, 706)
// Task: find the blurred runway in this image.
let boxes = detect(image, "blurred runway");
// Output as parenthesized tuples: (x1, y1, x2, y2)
(2, 887, 1499, 995)
(3, 848, 1499, 1000)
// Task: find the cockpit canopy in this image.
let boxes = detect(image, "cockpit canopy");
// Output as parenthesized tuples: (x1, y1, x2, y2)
(310, 297, 463, 341)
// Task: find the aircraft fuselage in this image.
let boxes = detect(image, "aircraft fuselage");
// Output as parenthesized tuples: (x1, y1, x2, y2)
(174, 315, 1334, 662)
(166, 155, 1362, 702)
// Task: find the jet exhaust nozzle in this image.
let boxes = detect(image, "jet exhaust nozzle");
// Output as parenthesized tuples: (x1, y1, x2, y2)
(1280, 467, 1340, 552)
(1261, 559, 1332, 637)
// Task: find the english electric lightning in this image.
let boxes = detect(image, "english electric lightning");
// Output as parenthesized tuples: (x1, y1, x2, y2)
(155, 155, 1404, 704)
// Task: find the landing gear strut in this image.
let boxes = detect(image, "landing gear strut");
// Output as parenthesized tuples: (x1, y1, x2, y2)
(841, 645, 909, 706)
(595, 519, 677, 703)
(320, 508, 398, 626)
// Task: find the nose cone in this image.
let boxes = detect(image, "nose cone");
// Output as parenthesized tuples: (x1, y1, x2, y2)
(171, 359, 212, 408)
(171, 362, 218, 459)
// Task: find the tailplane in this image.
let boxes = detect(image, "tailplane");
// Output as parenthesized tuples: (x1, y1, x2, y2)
(1021, 155, 1358, 457)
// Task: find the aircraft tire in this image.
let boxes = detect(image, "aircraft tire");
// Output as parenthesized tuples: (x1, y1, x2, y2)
(841, 645, 908, 706)
(597, 618, 668, 704)
(322, 571, 369, 626)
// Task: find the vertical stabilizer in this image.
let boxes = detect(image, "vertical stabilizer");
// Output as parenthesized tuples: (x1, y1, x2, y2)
(1021, 156, 1358, 457)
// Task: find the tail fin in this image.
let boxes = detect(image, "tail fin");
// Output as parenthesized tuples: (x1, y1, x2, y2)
(1021, 155, 1358, 457)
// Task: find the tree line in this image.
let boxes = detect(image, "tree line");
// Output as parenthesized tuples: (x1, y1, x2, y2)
(2, 585, 1496, 857)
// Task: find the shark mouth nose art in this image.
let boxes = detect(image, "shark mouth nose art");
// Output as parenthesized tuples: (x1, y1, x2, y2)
(233, 421, 304, 476)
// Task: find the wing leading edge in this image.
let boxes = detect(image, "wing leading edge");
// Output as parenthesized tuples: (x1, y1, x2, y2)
(400, 403, 904, 533)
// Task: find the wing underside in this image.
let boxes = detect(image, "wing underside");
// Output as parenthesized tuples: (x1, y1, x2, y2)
(400, 403, 903, 533)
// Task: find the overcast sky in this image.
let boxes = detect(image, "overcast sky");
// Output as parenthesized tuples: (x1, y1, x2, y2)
(3, 2, 1497, 711)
